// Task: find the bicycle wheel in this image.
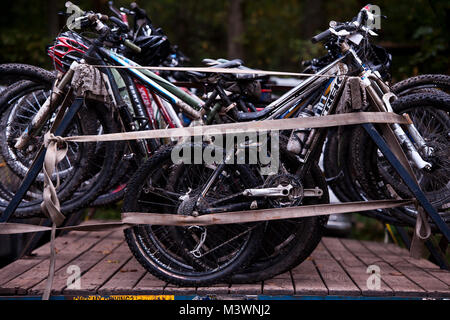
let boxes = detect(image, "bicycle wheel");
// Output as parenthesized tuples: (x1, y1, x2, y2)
(123, 143, 265, 286)
(323, 73, 450, 205)
(392, 74, 450, 96)
(0, 83, 85, 185)
(0, 63, 56, 90)
(54, 100, 121, 215)
(0, 81, 120, 218)
(350, 92, 450, 225)
(0, 81, 95, 211)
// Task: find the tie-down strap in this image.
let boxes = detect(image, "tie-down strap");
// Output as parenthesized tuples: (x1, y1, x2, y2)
(47, 111, 409, 144)
(0, 199, 414, 234)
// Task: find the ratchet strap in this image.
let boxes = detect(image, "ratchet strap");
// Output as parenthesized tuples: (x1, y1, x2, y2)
(364, 88, 432, 257)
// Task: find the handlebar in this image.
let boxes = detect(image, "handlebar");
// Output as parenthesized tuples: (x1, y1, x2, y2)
(310, 5, 370, 43)
(65, 3, 142, 53)
(109, 16, 129, 32)
(311, 29, 332, 44)
(108, 1, 122, 18)
(87, 13, 109, 23)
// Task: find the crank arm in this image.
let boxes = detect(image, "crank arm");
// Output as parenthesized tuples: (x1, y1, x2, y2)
(243, 185, 294, 197)
(198, 187, 324, 215)
(242, 186, 323, 198)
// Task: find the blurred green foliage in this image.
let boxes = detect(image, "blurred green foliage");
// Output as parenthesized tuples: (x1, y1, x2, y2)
(351, 214, 386, 242)
(0, 0, 448, 80)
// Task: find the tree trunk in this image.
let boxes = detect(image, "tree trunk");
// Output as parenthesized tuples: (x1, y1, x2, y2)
(227, 0, 245, 60)
(47, 0, 58, 38)
(300, 0, 324, 38)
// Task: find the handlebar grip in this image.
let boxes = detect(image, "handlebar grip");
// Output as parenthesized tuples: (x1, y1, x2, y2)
(311, 29, 332, 43)
(124, 39, 142, 53)
(87, 13, 109, 22)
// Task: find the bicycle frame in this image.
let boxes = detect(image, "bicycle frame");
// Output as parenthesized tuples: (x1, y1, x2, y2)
(102, 47, 346, 124)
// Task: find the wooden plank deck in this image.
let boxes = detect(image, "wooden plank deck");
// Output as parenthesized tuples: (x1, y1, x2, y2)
(0, 221, 449, 299)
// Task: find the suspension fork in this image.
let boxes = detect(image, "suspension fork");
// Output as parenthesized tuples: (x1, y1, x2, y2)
(374, 77, 433, 157)
(134, 82, 158, 130)
(148, 90, 183, 129)
(115, 70, 154, 155)
(118, 70, 151, 130)
(14, 66, 76, 150)
(382, 93, 432, 170)
(366, 79, 432, 171)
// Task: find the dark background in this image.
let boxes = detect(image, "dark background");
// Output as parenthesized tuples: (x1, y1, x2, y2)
(0, 0, 449, 82)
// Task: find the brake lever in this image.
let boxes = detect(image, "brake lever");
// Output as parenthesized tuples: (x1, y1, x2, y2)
(120, 7, 134, 15)
(360, 24, 378, 36)
(330, 29, 351, 37)
(108, 1, 122, 18)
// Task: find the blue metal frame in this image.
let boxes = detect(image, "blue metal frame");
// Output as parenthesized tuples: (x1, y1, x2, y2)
(362, 123, 450, 243)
